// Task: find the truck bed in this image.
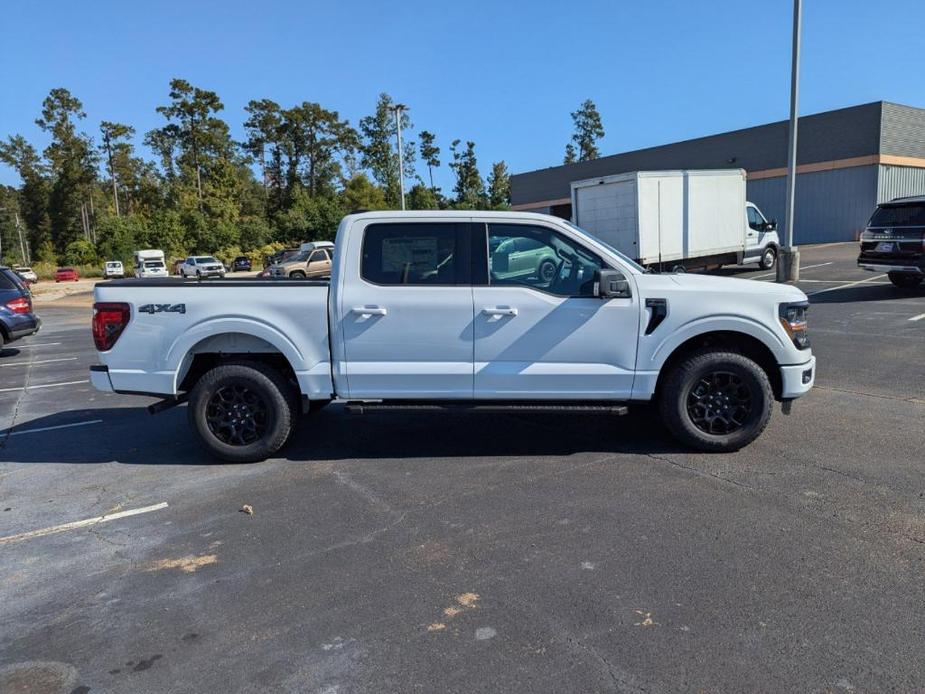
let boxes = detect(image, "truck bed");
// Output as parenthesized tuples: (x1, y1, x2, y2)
(92, 279, 333, 399)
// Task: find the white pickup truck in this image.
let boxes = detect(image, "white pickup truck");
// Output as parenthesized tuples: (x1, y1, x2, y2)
(90, 211, 815, 462)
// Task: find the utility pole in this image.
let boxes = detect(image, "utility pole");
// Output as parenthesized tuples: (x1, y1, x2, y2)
(778, 0, 802, 282)
(391, 103, 407, 210)
(15, 212, 27, 264)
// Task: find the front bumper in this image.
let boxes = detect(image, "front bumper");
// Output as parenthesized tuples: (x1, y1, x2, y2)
(780, 355, 815, 399)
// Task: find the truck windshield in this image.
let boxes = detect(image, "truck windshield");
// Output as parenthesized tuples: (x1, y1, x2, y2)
(196, 256, 218, 264)
(869, 204, 925, 227)
(563, 221, 645, 272)
(144, 261, 164, 268)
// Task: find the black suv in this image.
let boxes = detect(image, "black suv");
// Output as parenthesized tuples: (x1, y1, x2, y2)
(232, 256, 252, 272)
(858, 197, 925, 289)
(0, 266, 41, 346)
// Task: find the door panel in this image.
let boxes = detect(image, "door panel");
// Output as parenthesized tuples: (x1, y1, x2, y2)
(474, 222, 639, 400)
(474, 287, 638, 398)
(340, 222, 474, 399)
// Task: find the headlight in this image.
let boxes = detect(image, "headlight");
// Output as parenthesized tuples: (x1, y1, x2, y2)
(779, 301, 809, 349)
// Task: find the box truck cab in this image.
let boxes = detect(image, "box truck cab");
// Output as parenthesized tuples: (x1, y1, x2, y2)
(133, 249, 168, 278)
(571, 170, 780, 272)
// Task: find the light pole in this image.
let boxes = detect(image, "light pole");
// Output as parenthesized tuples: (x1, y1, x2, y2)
(391, 103, 407, 210)
(778, 0, 802, 282)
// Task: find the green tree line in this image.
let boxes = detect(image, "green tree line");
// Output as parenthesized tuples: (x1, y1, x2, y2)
(0, 81, 513, 267)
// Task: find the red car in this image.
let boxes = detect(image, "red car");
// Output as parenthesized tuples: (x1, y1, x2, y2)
(55, 267, 80, 282)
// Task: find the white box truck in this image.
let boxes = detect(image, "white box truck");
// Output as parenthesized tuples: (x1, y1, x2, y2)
(133, 249, 168, 278)
(570, 169, 780, 271)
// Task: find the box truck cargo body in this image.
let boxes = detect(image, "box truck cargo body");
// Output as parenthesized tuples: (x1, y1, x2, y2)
(571, 170, 779, 271)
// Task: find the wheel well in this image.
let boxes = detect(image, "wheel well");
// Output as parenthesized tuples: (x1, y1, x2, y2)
(177, 334, 298, 393)
(654, 331, 782, 401)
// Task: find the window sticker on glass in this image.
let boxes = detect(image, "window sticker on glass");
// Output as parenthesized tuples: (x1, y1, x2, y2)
(381, 237, 438, 274)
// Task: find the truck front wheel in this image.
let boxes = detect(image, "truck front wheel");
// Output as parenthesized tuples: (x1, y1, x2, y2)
(188, 361, 298, 463)
(759, 246, 777, 270)
(887, 272, 923, 289)
(658, 349, 773, 452)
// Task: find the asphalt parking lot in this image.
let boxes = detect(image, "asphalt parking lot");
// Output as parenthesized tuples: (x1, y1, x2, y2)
(1, 242, 923, 693)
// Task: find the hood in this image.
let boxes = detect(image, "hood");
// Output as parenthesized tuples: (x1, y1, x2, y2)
(664, 272, 807, 302)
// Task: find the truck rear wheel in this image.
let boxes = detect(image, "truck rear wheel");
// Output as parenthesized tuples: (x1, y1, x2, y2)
(188, 361, 298, 463)
(658, 349, 773, 452)
(887, 272, 923, 289)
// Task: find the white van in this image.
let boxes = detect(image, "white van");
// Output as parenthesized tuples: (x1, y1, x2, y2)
(102, 261, 124, 279)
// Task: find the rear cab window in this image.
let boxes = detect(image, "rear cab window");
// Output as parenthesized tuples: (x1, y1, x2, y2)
(361, 223, 470, 285)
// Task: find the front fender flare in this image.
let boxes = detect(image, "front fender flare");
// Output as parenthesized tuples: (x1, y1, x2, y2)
(644, 315, 790, 373)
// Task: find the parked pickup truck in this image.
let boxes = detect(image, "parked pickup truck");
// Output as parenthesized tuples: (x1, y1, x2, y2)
(90, 211, 815, 462)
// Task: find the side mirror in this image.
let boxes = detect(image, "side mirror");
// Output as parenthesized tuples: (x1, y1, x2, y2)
(595, 269, 631, 299)
(766, 220, 778, 231)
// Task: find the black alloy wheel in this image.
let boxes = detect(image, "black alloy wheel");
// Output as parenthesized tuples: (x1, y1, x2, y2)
(205, 383, 269, 446)
(686, 370, 753, 435)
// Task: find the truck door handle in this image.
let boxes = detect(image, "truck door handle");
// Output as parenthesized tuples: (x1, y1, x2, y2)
(352, 306, 387, 316)
(482, 307, 518, 317)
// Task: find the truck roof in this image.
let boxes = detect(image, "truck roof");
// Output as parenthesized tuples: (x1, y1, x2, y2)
(342, 210, 564, 223)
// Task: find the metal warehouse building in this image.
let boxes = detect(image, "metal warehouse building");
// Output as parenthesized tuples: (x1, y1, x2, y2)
(511, 101, 925, 244)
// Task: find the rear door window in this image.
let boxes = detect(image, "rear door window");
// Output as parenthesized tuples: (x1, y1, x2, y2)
(0, 269, 24, 291)
(361, 223, 469, 285)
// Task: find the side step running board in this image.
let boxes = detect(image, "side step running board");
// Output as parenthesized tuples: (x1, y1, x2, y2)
(344, 401, 629, 416)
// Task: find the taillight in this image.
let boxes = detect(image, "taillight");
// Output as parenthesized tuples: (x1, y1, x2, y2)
(92, 302, 131, 351)
(5, 296, 31, 314)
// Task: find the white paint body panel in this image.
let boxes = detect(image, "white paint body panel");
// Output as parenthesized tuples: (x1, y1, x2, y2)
(93, 210, 813, 406)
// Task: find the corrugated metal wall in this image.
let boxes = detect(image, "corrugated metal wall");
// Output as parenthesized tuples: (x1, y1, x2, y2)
(877, 165, 925, 202)
(746, 166, 878, 244)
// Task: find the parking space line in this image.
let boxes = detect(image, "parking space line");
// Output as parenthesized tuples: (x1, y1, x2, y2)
(909, 313, 925, 322)
(3, 419, 103, 437)
(14, 342, 62, 348)
(807, 274, 886, 296)
(752, 262, 833, 280)
(0, 357, 79, 367)
(0, 502, 169, 546)
(0, 379, 89, 393)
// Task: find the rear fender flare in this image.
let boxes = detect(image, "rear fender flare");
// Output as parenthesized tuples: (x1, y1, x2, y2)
(166, 317, 305, 392)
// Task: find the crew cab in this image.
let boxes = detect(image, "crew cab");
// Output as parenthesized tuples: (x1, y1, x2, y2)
(90, 211, 815, 462)
(179, 256, 226, 279)
(858, 196, 925, 289)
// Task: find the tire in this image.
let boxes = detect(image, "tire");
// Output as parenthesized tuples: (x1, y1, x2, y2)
(887, 272, 923, 289)
(289, 270, 306, 279)
(658, 348, 773, 452)
(671, 264, 686, 273)
(187, 361, 298, 463)
(759, 246, 777, 270)
(537, 260, 557, 284)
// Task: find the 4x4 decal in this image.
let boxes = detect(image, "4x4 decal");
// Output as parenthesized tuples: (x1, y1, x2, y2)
(138, 303, 186, 315)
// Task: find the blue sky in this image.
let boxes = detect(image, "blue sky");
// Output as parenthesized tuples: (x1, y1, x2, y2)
(2, 0, 925, 191)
